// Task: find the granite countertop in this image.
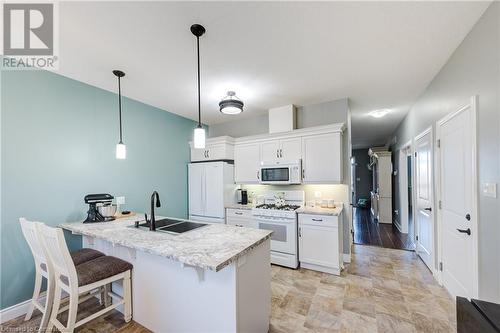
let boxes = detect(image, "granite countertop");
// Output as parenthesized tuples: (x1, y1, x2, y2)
(60, 215, 272, 272)
(296, 203, 343, 216)
(225, 204, 254, 210)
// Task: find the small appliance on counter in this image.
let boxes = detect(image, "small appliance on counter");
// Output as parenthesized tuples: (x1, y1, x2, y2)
(237, 189, 248, 205)
(83, 193, 115, 223)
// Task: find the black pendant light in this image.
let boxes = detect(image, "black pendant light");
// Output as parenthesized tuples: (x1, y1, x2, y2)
(219, 91, 244, 115)
(113, 70, 126, 159)
(191, 24, 206, 149)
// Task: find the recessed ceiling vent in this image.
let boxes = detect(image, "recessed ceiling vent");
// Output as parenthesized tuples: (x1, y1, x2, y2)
(268, 104, 296, 133)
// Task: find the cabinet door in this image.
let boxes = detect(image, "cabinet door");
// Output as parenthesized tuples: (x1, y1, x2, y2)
(234, 143, 261, 183)
(302, 133, 342, 183)
(204, 163, 224, 218)
(299, 225, 339, 268)
(261, 140, 280, 162)
(206, 145, 225, 160)
(280, 138, 302, 160)
(191, 148, 206, 162)
(188, 163, 205, 216)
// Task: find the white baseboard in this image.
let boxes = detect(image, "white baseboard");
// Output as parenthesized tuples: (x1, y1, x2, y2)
(343, 253, 351, 263)
(0, 299, 30, 324)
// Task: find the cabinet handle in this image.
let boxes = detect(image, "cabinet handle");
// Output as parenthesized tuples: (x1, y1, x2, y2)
(298, 227, 302, 237)
(235, 212, 243, 215)
(279, 149, 282, 158)
(207, 150, 209, 158)
(204, 150, 207, 158)
(312, 218, 323, 222)
(257, 170, 260, 180)
(276, 149, 279, 158)
(302, 169, 305, 179)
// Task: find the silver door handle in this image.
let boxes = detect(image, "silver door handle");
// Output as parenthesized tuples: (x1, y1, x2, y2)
(207, 150, 209, 158)
(302, 169, 305, 179)
(424, 207, 432, 212)
(276, 150, 279, 158)
(298, 227, 301, 237)
(280, 149, 283, 158)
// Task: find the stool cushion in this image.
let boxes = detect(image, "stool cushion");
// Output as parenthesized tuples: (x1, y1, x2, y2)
(71, 248, 105, 266)
(72, 256, 133, 286)
(40, 248, 104, 271)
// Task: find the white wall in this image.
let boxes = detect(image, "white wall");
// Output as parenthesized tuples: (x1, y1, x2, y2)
(388, 2, 500, 302)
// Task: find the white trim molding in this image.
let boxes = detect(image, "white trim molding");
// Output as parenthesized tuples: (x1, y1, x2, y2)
(0, 299, 31, 324)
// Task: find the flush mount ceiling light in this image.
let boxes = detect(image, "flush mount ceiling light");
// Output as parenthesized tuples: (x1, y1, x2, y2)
(219, 91, 244, 115)
(369, 109, 390, 118)
(113, 70, 126, 159)
(191, 23, 206, 149)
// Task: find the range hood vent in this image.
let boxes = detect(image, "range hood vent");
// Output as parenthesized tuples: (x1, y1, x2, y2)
(268, 105, 296, 133)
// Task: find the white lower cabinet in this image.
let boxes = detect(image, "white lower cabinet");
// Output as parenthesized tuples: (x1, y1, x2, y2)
(298, 213, 343, 275)
(226, 208, 257, 228)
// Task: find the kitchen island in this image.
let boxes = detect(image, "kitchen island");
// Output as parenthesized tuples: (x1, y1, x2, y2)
(61, 215, 272, 333)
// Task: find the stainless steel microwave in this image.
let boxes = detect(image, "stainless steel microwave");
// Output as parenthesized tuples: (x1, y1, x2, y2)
(259, 160, 302, 184)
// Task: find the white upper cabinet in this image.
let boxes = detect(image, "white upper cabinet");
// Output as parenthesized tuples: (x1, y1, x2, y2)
(261, 140, 281, 162)
(190, 136, 234, 162)
(302, 132, 342, 183)
(234, 143, 261, 183)
(280, 138, 302, 161)
(232, 123, 344, 184)
(261, 138, 301, 162)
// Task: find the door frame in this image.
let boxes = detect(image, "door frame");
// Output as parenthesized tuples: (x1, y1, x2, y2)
(397, 140, 413, 234)
(414, 126, 436, 275)
(435, 95, 479, 297)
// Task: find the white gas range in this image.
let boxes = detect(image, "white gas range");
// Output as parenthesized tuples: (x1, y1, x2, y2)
(252, 191, 304, 268)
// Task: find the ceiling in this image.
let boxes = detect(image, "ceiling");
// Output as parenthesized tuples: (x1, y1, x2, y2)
(57, 1, 490, 147)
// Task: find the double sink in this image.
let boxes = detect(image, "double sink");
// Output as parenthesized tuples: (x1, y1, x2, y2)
(134, 218, 208, 234)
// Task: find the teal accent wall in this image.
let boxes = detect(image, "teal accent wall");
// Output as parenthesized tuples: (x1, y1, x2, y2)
(1, 70, 198, 309)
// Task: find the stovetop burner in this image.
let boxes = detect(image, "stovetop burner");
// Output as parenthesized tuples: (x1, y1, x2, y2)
(255, 204, 300, 211)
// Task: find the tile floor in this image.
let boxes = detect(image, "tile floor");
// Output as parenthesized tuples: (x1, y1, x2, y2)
(1, 245, 456, 333)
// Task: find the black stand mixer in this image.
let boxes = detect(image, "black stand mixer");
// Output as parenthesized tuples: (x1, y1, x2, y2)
(83, 193, 115, 223)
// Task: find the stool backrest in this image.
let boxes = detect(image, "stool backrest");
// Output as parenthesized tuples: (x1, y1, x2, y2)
(37, 224, 78, 287)
(19, 218, 48, 271)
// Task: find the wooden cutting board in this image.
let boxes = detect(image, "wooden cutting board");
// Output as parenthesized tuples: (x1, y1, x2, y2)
(114, 211, 137, 219)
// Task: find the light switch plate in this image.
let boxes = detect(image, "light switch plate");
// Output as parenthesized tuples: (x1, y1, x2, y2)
(116, 196, 126, 205)
(482, 183, 497, 198)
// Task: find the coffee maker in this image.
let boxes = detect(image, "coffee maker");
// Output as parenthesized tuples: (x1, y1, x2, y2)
(83, 193, 114, 223)
(236, 189, 248, 205)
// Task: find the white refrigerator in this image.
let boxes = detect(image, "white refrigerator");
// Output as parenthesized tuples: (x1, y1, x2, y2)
(188, 161, 237, 223)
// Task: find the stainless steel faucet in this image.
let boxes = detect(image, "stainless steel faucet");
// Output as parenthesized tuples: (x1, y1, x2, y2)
(150, 191, 161, 231)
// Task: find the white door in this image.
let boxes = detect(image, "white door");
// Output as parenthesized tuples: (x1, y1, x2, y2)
(188, 163, 205, 216)
(437, 100, 477, 298)
(204, 163, 224, 218)
(302, 133, 342, 183)
(415, 129, 434, 270)
(280, 138, 302, 161)
(261, 140, 280, 162)
(234, 143, 261, 183)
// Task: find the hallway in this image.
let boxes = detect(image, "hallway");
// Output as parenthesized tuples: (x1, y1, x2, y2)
(353, 207, 415, 251)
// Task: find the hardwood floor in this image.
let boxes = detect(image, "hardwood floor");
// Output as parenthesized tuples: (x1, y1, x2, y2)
(1, 245, 454, 333)
(353, 207, 415, 251)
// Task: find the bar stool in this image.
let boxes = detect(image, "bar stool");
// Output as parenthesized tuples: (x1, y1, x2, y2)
(19, 218, 105, 332)
(38, 223, 133, 333)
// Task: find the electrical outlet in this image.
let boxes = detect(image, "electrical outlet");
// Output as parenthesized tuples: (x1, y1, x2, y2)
(116, 196, 126, 205)
(482, 183, 497, 198)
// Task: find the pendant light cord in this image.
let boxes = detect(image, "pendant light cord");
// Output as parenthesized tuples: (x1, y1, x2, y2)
(197, 36, 201, 128)
(118, 76, 123, 143)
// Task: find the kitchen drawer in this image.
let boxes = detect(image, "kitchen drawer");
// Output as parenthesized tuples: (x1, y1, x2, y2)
(227, 216, 257, 229)
(298, 214, 338, 227)
(226, 208, 252, 219)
